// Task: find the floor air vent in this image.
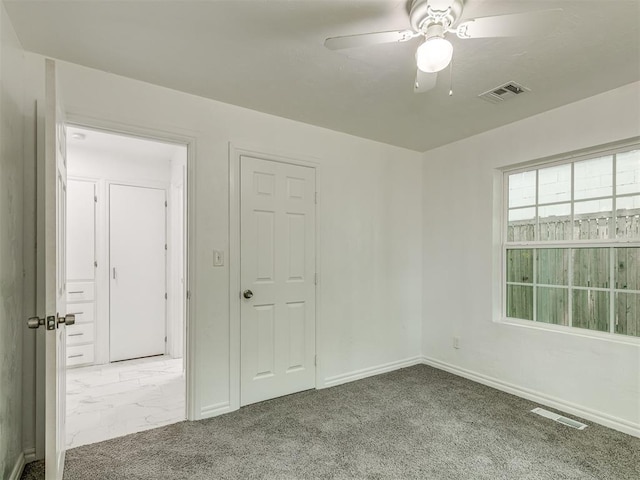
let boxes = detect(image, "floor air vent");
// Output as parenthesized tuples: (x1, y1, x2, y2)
(531, 407, 588, 430)
(479, 81, 530, 104)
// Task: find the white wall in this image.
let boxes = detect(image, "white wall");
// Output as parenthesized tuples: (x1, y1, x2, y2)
(422, 82, 640, 435)
(22, 54, 423, 435)
(0, 3, 25, 477)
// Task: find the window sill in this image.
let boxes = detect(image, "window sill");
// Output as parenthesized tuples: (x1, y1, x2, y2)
(497, 316, 640, 347)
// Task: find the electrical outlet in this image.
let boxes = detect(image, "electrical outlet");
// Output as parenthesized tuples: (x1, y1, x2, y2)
(453, 336, 460, 349)
(213, 250, 224, 267)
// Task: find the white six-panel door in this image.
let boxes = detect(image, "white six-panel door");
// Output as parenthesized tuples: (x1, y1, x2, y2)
(109, 184, 167, 362)
(240, 155, 316, 406)
(43, 58, 68, 480)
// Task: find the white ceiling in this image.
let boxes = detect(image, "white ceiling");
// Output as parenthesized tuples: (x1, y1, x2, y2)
(67, 126, 185, 162)
(5, 1, 640, 152)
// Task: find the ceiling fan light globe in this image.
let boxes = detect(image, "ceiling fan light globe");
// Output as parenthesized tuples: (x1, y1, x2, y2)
(416, 36, 453, 73)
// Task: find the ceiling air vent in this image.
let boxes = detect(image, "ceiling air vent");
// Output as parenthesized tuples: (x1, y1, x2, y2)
(479, 81, 530, 104)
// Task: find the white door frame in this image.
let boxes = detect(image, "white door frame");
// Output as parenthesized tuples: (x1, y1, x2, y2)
(64, 114, 196, 420)
(229, 143, 322, 412)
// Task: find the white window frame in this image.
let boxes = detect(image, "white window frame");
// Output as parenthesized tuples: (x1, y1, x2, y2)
(501, 140, 640, 343)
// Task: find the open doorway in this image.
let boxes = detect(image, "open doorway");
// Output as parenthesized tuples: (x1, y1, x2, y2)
(63, 126, 187, 448)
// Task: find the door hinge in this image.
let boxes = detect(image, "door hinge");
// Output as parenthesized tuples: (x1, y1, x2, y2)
(314, 192, 318, 204)
(314, 355, 317, 366)
(94, 261, 98, 268)
(314, 273, 318, 285)
(186, 290, 191, 300)
(94, 195, 97, 203)
(165, 200, 168, 207)
(165, 243, 168, 250)
(165, 336, 167, 343)
(164, 292, 167, 300)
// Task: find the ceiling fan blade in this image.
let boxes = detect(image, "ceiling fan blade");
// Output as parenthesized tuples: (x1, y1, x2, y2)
(455, 9, 562, 39)
(414, 70, 437, 93)
(324, 30, 417, 50)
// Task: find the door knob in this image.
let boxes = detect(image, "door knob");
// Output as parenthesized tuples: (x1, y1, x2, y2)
(27, 317, 44, 329)
(58, 313, 76, 326)
(243, 289, 253, 299)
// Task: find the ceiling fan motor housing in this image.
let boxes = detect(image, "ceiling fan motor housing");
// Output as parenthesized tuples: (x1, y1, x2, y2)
(410, 0, 464, 33)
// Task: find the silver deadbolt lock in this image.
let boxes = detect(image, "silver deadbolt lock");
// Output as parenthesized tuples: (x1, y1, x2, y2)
(243, 289, 253, 299)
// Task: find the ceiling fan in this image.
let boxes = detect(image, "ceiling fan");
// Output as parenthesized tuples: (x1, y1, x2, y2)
(324, 0, 560, 93)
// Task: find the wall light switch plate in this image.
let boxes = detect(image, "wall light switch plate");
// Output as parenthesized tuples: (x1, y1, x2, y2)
(213, 250, 224, 267)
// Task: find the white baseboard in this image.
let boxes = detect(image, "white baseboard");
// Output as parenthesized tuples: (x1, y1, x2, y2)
(322, 355, 423, 389)
(421, 356, 640, 438)
(9, 452, 25, 480)
(23, 447, 36, 464)
(200, 401, 232, 419)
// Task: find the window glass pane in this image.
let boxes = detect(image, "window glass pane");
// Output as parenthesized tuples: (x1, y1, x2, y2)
(574, 199, 612, 240)
(507, 285, 533, 320)
(537, 287, 569, 325)
(574, 155, 612, 200)
(572, 290, 609, 332)
(538, 203, 571, 241)
(537, 249, 568, 285)
(616, 149, 640, 195)
(507, 208, 535, 241)
(508, 171, 536, 208)
(616, 195, 640, 239)
(615, 292, 640, 337)
(538, 164, 571, 204)
(575, 198, 613, 215)
(573, 248, 609, 288)
(615, 248, 639, 291)
(507, 249, 533, 283)
(617, 195, 640, 210)
(509, 207, 535, 221)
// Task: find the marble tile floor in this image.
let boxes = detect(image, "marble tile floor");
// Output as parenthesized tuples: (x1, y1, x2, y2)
(66, 355, 185, 449)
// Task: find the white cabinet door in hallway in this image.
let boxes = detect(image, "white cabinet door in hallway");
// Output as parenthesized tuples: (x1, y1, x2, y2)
(109, 184, 166, 362)
(240, 155, 316, 406)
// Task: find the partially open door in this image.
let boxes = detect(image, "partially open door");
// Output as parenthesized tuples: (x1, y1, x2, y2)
(44, 56, 71, 480)
(27, 58, 73, 480)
